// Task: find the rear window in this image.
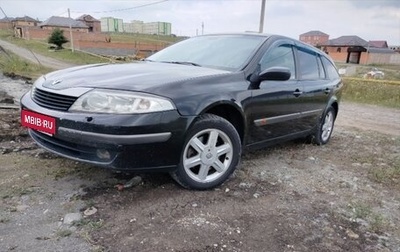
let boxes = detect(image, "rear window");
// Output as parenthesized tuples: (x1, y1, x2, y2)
(321, 57, 340, 79)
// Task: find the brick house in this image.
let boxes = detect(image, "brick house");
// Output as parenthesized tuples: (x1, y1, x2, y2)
(13, 16, 39, 37)
(321, 35, 396, 64)
(368, 40, 388, 48)
(299, 30, 329, 47)
(15, 16, 90, 42)
(39, 16, 89, 32)
(0, 17, 13, 29)
(76, 14, 101, 33)
(13, 16, 38, 27)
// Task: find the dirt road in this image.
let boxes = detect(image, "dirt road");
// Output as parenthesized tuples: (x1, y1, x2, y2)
(0, 39, 75, 70)
(336, 102, 400, 136)
(0, 76, 399, 251)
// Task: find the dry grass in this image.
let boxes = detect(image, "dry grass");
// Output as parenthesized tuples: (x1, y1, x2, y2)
(342, 77, 400, 108)
(0, 49, 52, 79)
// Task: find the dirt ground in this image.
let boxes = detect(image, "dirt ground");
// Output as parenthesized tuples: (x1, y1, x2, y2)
(0, 77, 400, 252)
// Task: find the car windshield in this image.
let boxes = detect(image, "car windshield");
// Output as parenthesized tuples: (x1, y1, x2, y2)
(147, 35, 266, 71)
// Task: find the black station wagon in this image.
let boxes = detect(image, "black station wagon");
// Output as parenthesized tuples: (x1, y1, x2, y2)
(21, 33, 343, 189)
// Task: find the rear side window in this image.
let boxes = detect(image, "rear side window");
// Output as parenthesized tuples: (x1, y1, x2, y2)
(321, 57, 340, 79)
(297, 48, 320, 80)
(317, 56, 326, 79)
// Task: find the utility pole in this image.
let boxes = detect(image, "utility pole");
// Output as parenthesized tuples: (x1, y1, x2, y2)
(202, 22, 204, 35)
(68, 8, 74, 52)
(259, 0, 266, 33)
(0, 7, 11, 29)
(0, 6, 8, 19)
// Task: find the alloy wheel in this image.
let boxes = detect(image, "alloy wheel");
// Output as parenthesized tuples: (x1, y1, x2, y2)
(321, 110, 334, 142)
(183, 128, 233, 183)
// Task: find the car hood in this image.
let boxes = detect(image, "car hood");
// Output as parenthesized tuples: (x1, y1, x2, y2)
(42, 62, 232, 94)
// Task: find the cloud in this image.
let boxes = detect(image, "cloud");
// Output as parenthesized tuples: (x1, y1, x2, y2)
(349, 0, 400, 8)
(1, 0, 399, 44)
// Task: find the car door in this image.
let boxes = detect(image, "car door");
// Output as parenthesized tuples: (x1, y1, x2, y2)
(247, 41, 304, 146)
(296, 47, 333, 129)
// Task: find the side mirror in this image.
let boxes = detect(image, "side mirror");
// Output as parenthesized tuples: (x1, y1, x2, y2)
(259, 67, 291, 81)
(249, 67, 291, 89)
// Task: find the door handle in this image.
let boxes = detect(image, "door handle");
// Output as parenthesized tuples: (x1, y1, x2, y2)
(324, 87, 331, 95)
(293, 89, 303, 97)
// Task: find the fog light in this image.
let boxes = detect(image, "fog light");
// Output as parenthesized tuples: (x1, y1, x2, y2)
(96, 149, 111, 160)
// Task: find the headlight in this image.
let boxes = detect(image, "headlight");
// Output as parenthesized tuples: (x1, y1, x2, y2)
(69, 89, 175, 114)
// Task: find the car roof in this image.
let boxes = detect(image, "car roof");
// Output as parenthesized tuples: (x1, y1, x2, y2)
(198, 32, 271, 39)
(192, 33, 333, 63)
(205, 33, 325, 49)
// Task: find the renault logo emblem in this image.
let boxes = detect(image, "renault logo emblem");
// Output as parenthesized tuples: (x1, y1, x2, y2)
(51, 79, 62, 85)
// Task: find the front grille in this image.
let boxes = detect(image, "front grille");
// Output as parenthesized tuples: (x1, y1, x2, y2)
(32, 88, 77, 111)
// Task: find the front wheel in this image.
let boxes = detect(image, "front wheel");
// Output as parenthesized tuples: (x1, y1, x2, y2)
(171, 114, 241, 190)
(312, 106, 336, 145)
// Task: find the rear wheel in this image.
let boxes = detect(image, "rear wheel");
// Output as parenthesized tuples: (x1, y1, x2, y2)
(312, 106, 336, 145)
(171, 114, 241, 190)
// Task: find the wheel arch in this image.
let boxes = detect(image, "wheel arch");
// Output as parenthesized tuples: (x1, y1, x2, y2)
(331, 101, 339, 119)
(200, 102, 246, 144)
(327, 96, 340, 119)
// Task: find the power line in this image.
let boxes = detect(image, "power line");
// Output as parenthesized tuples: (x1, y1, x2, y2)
(57, 11, 68, 17)
(71, 0, 168, 14)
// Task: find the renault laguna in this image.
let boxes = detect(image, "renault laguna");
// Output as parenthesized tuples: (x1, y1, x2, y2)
(21, 33, 342, 190)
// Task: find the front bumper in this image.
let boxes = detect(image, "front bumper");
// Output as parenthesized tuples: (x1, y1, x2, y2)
(21, 91, 195, 171)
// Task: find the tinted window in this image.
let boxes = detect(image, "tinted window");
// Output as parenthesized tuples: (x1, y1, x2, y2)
(321, 56, 340, 79)
(259, 44, 296, 79)
(297, 48, 319, 80)
(317, 56, 326, 79)
(147, 35, 265, 71)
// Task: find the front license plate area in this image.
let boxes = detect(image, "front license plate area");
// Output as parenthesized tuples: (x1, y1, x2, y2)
(21, 110, 56, 135)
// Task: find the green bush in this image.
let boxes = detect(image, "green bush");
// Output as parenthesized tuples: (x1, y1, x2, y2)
(48, 28, 68, 49)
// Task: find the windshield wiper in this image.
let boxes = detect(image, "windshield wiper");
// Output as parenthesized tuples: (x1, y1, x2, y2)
(162, 61, 202, 67)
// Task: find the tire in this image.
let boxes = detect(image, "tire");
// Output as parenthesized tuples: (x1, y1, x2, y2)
(312, 106, 336, 145)
(171, 114, 241, 190)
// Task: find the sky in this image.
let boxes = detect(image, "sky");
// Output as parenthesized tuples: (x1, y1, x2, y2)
(1, 0, 400, 45)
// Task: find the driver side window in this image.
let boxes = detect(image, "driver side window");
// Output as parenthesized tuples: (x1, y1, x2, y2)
(259, 44, 296, 79)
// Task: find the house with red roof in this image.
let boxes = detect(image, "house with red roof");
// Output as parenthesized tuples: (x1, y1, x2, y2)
(299, 30, 329, 47)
